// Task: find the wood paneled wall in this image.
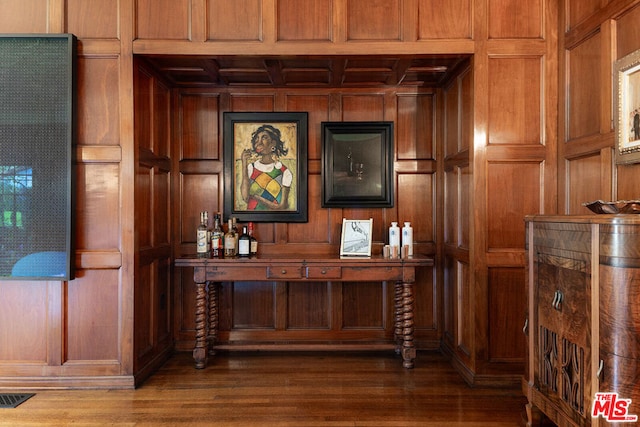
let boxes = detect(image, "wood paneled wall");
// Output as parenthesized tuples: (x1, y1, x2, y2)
(1, 0, 636, 390)
(559, 1, 640, 211)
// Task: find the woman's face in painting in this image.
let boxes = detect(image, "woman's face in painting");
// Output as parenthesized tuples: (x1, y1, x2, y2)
(253, 130, 275, 154)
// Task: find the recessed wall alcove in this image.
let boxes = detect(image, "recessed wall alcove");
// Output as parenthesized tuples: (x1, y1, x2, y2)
(132, 52, 472, 365)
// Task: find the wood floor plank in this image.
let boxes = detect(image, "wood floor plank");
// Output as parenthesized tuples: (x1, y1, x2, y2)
(0, 351, 527, 426)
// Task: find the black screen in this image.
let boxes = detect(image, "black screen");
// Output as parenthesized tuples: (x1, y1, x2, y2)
(0, 34, 76, 280)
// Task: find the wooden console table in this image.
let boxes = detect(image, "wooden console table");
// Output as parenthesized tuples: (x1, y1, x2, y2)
(175, 255, 433, 369)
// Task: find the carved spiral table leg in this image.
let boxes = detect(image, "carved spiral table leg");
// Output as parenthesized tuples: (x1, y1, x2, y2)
(193, 280, 208, 369)
(394, 280, 403, 354)
(401, 281, 416, 368)
(208, 282, 218, 356)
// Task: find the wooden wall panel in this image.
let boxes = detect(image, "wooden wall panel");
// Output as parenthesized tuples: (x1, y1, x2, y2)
(208, 0, 262, 41)
(414, 268, 436, 332)
(0, 0, 47, 33)
(488, 57, 541, 145)
(397, 94, 434, 160)
(230, 94, 276, 111)
(566, 0, 601, 30)
(342, 282, 384, 328)
(75, 164, 121, 250)
(567, 154, 603, 214)
(488, 0, 542, 39)
(285, 94, 330, 160)
(397, 173, 434, 244)
(488, 267, 526, 360)
(136, 0, 190, 40)
(178, 94, 220, 160)
(277, 0, 331, 41)
(346, 0, 401, 41)
(567, 33, 601, 141)
(459, 166, 471, 249)
(66, 270, 120, 361)
(457, 260, 472, 355)
(137, 165, 152, 248)
(0, 282, 48, 361)
(179, 174, 221, 243)
(418, 0, 471, 40)
(135, 263, 153, 358)
(231, 282, 277, 328)
(460, 69, 472, 153)
(341, 95, 385, 121)
(616, 4, 640, 58)
(444, 170, 457, 244)
(77, 57, 120, 146)
(153, 80, 171, 158)
(287, 282, 330, 328)
(444, 82, 460, 157)
(486, 162, 541, 249)
(287, 175, 332, 244)
(66, 0, 118, 39)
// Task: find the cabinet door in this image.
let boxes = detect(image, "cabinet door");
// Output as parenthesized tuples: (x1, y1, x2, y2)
(534, 225, 592, 421)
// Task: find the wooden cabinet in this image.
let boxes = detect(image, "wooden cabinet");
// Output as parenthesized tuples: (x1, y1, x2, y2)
(524, 215, 640, 426)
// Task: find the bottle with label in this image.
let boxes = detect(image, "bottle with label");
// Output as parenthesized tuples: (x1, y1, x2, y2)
(231, 217, 239, 255)
(402, 221, 413, 257)
(196, 211, 208, 258)
(248, 222, 258, 256)
(211, 213, 224, 257)
(224, 218, 236, 257)
(203, 211, 210, 254)
(389, 221, 400, 258)
(238, 225, 250, 257)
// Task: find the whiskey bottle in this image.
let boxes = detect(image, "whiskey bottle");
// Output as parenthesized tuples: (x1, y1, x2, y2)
(196, 212, 208, 258)
(224, 218, 236, 257)
(238, 225, 250, 257)
(248, 222, 258, 256)
(211, 213, 224, 257)
(231, 217, 239, 255)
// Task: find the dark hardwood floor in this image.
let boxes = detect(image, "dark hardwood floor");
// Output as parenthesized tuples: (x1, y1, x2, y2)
(0, 350, 529, 426)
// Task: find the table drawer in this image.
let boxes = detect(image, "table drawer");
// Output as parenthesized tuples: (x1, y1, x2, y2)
(306, 266, 342, 279)
(266, 266, 303, 279)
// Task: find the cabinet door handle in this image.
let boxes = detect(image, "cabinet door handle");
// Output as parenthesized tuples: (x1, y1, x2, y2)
(552, 290, 563, 311)
(552, 290, 559, 309)
(522, 318, 529, 335)
(597, 359, 604, 380)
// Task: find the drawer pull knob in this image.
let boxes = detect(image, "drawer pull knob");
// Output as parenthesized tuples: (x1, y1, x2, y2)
(321, 270, 327, 274)
(281, 269, 287, 274)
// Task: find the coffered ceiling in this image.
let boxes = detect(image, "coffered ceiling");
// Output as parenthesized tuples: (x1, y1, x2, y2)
(140, 54, 470, 88)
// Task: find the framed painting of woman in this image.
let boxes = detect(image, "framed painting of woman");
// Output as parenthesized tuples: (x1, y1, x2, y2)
(223, 112, 308, 222)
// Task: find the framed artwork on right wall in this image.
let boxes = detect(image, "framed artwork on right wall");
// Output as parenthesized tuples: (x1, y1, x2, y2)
(614, 48, 640, 164)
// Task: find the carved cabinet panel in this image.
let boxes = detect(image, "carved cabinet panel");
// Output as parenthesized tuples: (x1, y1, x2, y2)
(525, 216, 640, 427)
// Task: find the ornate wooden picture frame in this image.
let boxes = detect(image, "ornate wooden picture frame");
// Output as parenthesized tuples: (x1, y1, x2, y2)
(321, 121, 394, 207)
(223, 112, 308, 222)
(614, 48, 640, 164)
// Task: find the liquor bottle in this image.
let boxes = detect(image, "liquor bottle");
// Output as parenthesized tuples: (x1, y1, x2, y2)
(196, 211, 208, 258)
(203, 211, 211, 255)
(231, 217, 239, 255)
(238, 225, 250, 257)
(211, 213, 224, 257)
(248, 222, 258, 256)
(224, 218, 236, 257)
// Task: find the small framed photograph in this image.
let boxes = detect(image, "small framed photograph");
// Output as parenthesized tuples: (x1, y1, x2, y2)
(339, 218, 373, 257)
(614, 48, 640, 164)
(321, 121, 394, 207)
(223, 112, 308, 222)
